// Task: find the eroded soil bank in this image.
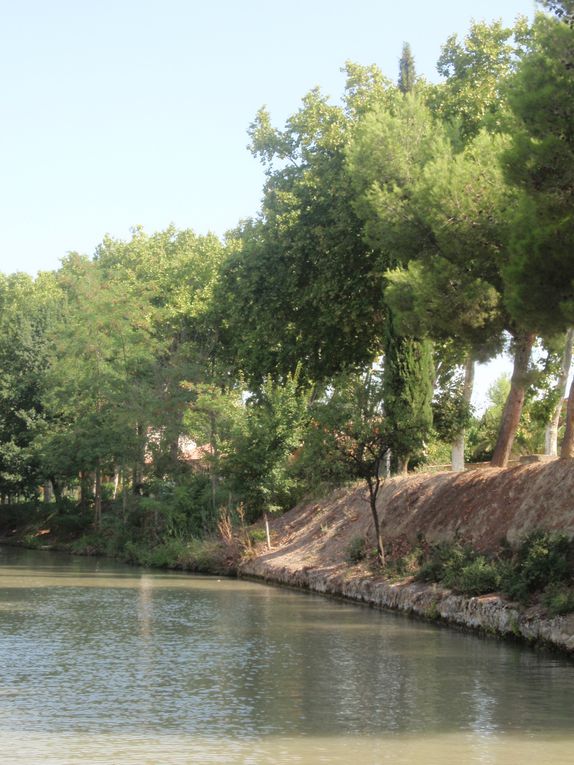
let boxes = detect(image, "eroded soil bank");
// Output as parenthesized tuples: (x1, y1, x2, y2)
(240, 460, 574, 655)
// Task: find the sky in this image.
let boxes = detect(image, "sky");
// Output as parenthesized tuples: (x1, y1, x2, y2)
(0, 0, 538, 407)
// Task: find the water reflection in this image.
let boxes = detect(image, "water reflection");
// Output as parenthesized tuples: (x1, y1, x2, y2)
(0, 545, 573, 765)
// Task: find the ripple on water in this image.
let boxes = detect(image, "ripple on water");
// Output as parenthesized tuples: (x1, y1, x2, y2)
(0, 547, 573, 764)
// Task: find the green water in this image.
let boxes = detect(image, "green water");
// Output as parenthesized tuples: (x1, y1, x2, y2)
(0, 545, 572, 764)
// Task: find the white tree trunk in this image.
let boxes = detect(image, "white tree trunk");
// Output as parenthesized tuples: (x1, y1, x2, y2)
(545, 327, 574, 456)
(112, 466, 120, 500)
(451, 355, 475, 472)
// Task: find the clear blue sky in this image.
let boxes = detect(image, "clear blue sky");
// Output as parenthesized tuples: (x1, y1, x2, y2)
(0, 0, 536, 278)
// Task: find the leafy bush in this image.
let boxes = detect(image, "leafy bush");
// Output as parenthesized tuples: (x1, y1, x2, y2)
(501, 531, 572, 603)
(0, 502, 40, 532)
(70, 531, 110, 556)
(417, 542, 500, 595)
(121, 537, 232, 574)
(48, 508, 93, 535)
(249, 528, 268, 544)
(417, 541, 474, 584)
(543, 584, 574, 617)
(447, 557, 501, 596)
(415, 531, 573, 608)
(346, 535, 366, 564)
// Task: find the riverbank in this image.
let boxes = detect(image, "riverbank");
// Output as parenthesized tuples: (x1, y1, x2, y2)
(240, 551, 574, 655)
(0, 503, 239, 576)
(2, 460, 573, 654)
(239, 460, 574, 655)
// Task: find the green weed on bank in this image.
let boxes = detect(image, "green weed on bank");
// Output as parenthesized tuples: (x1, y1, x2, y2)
(411, 531, 574, 614)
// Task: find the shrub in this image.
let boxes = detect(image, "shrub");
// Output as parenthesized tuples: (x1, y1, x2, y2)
(249, 528, 268, 544)
(448, 557, 501, 596)
(70, 531, 110, 556)
(49, 508, 93, 535)
(543, 584, 574, 617)
(502, 531, 573, 603)
(346, 535, 366, 564)
(417, 541, 474, 584)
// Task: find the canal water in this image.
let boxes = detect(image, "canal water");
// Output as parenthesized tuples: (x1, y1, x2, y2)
(0, 545, 572, 764)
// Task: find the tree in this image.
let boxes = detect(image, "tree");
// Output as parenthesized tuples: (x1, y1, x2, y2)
(540, 0, 574, 24)
(347, 86, 439, 471)
(94, 226, 227, 478)
(349, 95, 485, 468)
(222, 371, 310, 521)
(38, 254, 159, 526)
(543, 330, 574, 455)
(216, 68, 396, 386)
(415, 130, 533, 468)
(432, 18, 530, 140)
(398, 42, 416, 95)
(0, 272, 59, 499)
(382, 314, 434, 471)
(308, 370, 391, 565)
(503, 3, 574, 457)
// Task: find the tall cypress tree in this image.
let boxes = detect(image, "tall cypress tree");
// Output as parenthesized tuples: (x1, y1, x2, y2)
(383, 312, 434, 471)
(398, 42, 416, 94)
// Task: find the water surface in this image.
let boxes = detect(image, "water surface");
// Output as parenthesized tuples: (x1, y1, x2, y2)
(0, 545, 572, 764)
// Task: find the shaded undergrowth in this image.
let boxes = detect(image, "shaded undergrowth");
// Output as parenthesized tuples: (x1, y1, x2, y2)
(408, 531, 574, 616)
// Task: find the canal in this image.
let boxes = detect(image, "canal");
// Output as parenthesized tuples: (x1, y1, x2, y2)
(0, 545, 572, 764)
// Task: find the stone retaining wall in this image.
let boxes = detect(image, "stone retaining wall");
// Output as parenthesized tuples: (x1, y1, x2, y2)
(240, 557, 574, 656)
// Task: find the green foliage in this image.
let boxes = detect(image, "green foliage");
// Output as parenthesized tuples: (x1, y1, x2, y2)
(0, 273, 59, 497)
(249, 528, 268, 544)
(502, 10, 574, 338)
(501, 531, 573, 602)
(307, 369, 389, 483)
(216, 73, 390, 385)
(432, 363, 474, 445)
(223, 371, 310, 519)
(543, 583, 574, 616)
(447, 557, 502, 596)
(541, 0, 574, 24)
(417, 541, 501, 596)
(346, 534, 367, 564)
(383, 322, 434, 467)
(433, 18, 530, 140)
(122, 537, 230, 574)
(467, 376, 511, 461)
(398, 42, 417, 95)
(69, 530, 112, 557)
(416, 532, 573, 608)
(417, 541, 475, 584)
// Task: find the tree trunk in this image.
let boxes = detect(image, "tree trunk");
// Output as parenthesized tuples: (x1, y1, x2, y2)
(491, 331, 535, 468)
(384, 450, 391, 478)
(264, 512, 271, 550)
(94, 461, 102, 530)
(112, 466, 120, 500)
(133, 423, 145, 494)
(79, 471, 90, 509)
(367, 478, 385, 566)
(50, 476, 63, 504)
(560, 374, 574, 458)
(451, 355, 475, 472)
(122, 467, 128, 524)
(209, 412, 218, 516)
(546, 327, 574, 456)
(43, 481, 52, 504)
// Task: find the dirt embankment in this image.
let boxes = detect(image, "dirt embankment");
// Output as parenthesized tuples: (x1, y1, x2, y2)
(240, 460, 574, 654)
